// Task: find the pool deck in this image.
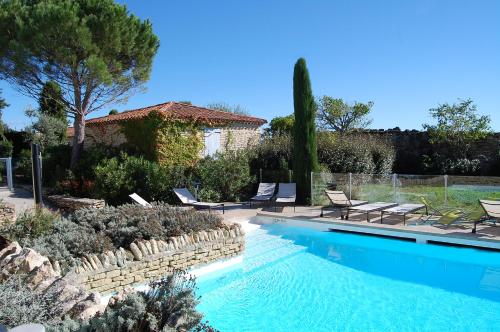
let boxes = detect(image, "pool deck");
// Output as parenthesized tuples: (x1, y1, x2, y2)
(216, 203, 500, 249)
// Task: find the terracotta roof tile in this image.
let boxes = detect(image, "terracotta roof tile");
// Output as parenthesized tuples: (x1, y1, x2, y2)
(84, 101, 267, 127)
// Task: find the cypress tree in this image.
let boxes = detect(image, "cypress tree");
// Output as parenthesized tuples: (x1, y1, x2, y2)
(293, 58, 319, 204)
(39, 81, 66, 121)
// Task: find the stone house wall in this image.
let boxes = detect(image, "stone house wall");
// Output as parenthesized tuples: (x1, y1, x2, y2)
(69, 224, 245, 294)
(220, 123, 261, 152)
(73, 122, 261, 153)
(83, 124, 127, 148)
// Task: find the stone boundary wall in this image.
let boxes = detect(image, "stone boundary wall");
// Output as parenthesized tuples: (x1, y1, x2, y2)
(69, 224, 245, 294)
(47, 195, 105, 211)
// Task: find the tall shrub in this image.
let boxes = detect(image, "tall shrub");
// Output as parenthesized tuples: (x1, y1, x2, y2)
(292, 58, 318, 204)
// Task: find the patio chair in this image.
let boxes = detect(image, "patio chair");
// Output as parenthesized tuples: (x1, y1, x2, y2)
(274, 183, 296, 212)
(472, 199, 499, 233)
(173, 188, 225, 214)
(419, 196, 466, 221)
(129, 193, 152, 207)
(250, 183, 276, 206)
(431, 210, 464, 227)
(320, 190, 367, 218)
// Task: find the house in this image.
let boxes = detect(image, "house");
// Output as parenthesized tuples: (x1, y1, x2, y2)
(67, 102, 267, 157)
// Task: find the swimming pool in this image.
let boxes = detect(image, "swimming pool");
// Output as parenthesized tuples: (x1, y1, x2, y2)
(196, 221, 500, 332)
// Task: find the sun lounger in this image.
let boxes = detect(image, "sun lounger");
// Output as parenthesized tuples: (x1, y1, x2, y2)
(472, 199, 500, 233)
(346, 202, 398, 222)
(380, 203, 426, 225)
(173, 188, 225, 214)
(320, 190, 368, 218)
(129, 193, 152, 207)
(274, 183, 296, 212)
(250, 183, 276, 206)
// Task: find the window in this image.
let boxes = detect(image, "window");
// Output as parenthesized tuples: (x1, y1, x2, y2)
(203, 128, 221, 157)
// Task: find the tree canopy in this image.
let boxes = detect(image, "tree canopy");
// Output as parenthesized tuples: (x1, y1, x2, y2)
(207, 102, 249, 115)
(316, 96, 373, 133)
(266, 114, 294, 136)
(423, 99, 491, 158)
(0, 0, 159, 167)
(38, 81, 67, 121)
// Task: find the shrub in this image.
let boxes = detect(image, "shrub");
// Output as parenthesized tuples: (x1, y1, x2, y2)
(0, 274, 62, 329)
(318, 133, 394, 175)
(70, 204, 225, 248)
(93, 154, 190, 205)
(249, 134, 292, 171)
(50, 272, 215, 332)
(15, 148, 33, 181)
(318, 133, 375, 174)
(5, 208, 56, 239)
(196, 150, 255, 202)
(3, 215, 113, 272)
(0, 139, 13, 157)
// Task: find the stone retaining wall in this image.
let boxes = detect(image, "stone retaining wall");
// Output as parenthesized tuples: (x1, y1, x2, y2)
(47, 195, 105, 211)
(70, 224, 245, 294)
(0, 202, 15, 226)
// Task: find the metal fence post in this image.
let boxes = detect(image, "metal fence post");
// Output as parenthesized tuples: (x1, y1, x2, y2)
(259, 168, 262, 183)
(31, 143, 43, 207)
(289, 169, 292, 183)
(348, 172, 352, 200)
(310, 171, 314, 206)
(6, 157, 13, 191)
(444, 174, 448, 205)
(392, 173, 397, 202)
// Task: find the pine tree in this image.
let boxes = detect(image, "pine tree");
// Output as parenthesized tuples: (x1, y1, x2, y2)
(38, 81, 67, 121)
(292, 58, 319, 204)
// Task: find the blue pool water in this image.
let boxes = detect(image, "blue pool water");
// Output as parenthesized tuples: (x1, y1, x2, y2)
(196, 223, 500, 332)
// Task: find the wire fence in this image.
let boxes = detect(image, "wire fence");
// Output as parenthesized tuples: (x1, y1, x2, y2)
(252, 169, 500, 214)
(311, 172, 500, 214)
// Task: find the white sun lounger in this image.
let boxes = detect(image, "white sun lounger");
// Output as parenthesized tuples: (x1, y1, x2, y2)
(173, 188, 225, 214)
(380, 203, 426, 225)
(250, 183, 276, 206)
(320, 190, 368, 218)
(346, 202, 398, 222)
(129, 193, 153, 207)
(274, 183, 296, 212)
(473, 199, 500, 233)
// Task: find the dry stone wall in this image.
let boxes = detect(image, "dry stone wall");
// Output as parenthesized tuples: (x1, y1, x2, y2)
(70, 224, 245, 294)
(47, 195, 105, 211)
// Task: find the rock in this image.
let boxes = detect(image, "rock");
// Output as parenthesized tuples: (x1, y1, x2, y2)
(137, 241, 149, 257)
(82, 257, 93, 270)
(150, 239, 159, 254)
(120, 248, 132, 261)
(45, 278, 88, 315)
(1, 248, 50, 280)
(108, 286, 134, 306)
(27, 260, 60, 291)
(52, 260, 61, 275)
(0, 238, 21, 262)
(100, 253, 110, 269)
(85, 255, 98, 270)
(106, 251, 117, 266)
(144, 241, 153, 255)
(92, 255, 104, 269)
(71, 292, 105, 320)
(130, 243, 143, 261)
(115, 249, 125, 267)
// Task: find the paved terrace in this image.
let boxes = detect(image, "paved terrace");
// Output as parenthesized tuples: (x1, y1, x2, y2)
(217, 203, 500, 248)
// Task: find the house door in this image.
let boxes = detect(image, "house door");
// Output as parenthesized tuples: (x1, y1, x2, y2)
(203, 128, 221, 157)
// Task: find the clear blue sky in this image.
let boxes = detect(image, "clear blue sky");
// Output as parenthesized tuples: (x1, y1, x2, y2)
(1, 0, 499, 130)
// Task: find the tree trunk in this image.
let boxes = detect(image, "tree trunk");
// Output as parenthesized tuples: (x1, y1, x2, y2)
(70, 113, 85, 170)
